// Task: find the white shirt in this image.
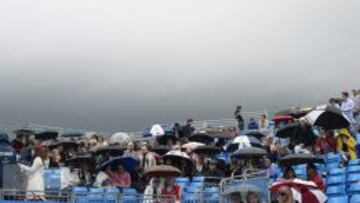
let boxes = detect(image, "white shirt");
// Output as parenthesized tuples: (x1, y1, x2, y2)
(341, 98, 355, 123)
(18, 157, 46, 199)
(60, 167, 80, 190)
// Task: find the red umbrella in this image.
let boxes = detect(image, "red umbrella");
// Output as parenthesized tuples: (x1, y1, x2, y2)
(270, 179, 327, 203)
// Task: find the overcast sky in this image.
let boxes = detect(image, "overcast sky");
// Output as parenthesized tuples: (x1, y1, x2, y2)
(0, 0, 359, 132)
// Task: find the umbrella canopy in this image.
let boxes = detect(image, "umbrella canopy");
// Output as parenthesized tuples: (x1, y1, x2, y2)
(13, 129, 35, 135)
(225, 136, 262, 152)
(290, 107, 313, 119)
(272, 115, 293, 122)
(144, 165, 181, 177)
(151, 145, 171, 156)
(93, 146, 124, 157)
(181, 142, 205, 151)
(270, 179, 327, 203)
(35, 131, 58, 140)
(278, 154, 325, 167)
(143, 124, 174, 137)
(231, 147, 267, 158)
(150, 124, 165, 136)
(156, 134, 177, 145)
(305, 105, 350, 130)
(188, 133, 214, 144)
(192, 145, 221, 156)
(66, 155, 94, 167)
(246, 131, 266, 140)
(275, 123, 302, 138)
(49, 141, 79, 150)
(163, 150, 193, 166)
(110, 132, 131, 145)
(98, 156, 139, 172)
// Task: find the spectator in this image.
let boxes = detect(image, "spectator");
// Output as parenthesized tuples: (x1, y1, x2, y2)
(353, 90, 360, 120)
(195, 156, 207, 175)
(336, 128, 357, 160)
(247, 191, 261, 203)
(341, 91, 355, 123)
(144, 177, 163, 202)
(109, 164, 131, 188)
(315, 131, 335, 154)
(182, 119, 195, 138)
(18, 146, 49, 200)
(248, 118, 259, 130)
(60, 163, 80, 191)
(49, 148, 62, 168)
(276, 186, 297, 203)
(123, 141, 138, 160)
(259, 114, 270, 131)
(234, 106, 244, 131)
(0, 132, 16, 189)
(138, 142, 156, 173)
(283, 167, 296, 180)
(306, 163, 324, 191)
(161, 177, 181, 202)
(94, 166, 111, 187)
(11, 133, 27, 154)
(204, 159, 223, 178)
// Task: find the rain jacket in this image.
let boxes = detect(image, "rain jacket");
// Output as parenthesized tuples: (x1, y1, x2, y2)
(336, 129, 357, 160)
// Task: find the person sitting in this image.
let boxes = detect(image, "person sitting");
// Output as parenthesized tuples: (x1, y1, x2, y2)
(138, 142, 157, 173)
(246, 191, 261, 203)
(204, 159, 223, 178)
(306, 163, 324, 191)
(49, 148, 62, 168)
(276, 186, 297, 203)
(259, 114, 270, 131)
(123, 141, 138, 160)
(94, 166, 111, 187)
(247, 118, 259, 130)
(336, 128, 357, 160)
(61, 163, 80, 191)
(282, 167, 296, 180)
(161, 177, 181, 202)
(109, 165, 131, 188)
(144, 177, 163, 203)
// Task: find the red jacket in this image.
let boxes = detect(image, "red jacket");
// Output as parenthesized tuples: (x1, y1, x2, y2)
(308, 171, 325, 191)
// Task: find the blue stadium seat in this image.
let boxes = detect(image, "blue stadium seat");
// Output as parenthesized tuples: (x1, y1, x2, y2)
(192, 176, 205, 183)
(184, 186, 202, 193)
(326, 153, 342, 164)
(89, 188, 105, 203)
(190, 182, 203, 187)
(295, 169, 307, 179)
(329, 168, 346, 176)
(176, 177, 190, 184)
(43, 169, 61, 192)
(348, 166, 360, 174)
(183, 193, 200, 203)
(349, 159, 360, 166)
(348, 174, 360, 183)
(326, 185, 346, 196)
(327, 175, 346, 186)
(72, 186, 88, 193)
(350, 194, 360, 203)
(122, 188, 137, 195)
(327, 196, 349, 203)
(105, 187, 119, 203)
(327, 163, 341, 171)
(348, 184, 360, 195)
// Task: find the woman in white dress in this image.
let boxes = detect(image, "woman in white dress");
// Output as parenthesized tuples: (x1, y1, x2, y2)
(18, 146, 49, 200)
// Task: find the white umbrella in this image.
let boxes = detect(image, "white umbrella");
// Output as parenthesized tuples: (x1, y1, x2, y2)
(150, 124, 165, 136)
(182, 142, 205, 151)
(110, 132, 131, 145)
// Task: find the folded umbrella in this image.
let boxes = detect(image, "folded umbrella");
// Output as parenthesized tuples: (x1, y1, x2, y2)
(305, 105, 350, 130)
(278, 154, 325, 167)
(144, 165, 181, 177)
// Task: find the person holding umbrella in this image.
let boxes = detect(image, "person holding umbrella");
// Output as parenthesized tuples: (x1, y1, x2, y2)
(306, 163, 324, 191)
(161, 177, 181, 203)
(108, 164, 131, 188)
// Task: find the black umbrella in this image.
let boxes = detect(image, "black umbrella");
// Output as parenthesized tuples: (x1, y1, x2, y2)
(93, 146, 124, 157)
(275, 123, 302, 138)
(192, 145, 221, 156)
(66, 155, 94, 167)
(13, 129, 35, 135)
(62, 132, 84, 138)
(35, 131, 58, 140)
(49, 141, 79, 150)
(305, 105, 350, 130)
(188, 133, 214, 144)
(151, 145, 171, 156)
(156, 134, 177, 145)
(97, 156, 139, 172)
(246, 131, 266, 140)
(144, 165, 181, 177)
(231, 147, 267, 158)
(278, 154, 325, 167)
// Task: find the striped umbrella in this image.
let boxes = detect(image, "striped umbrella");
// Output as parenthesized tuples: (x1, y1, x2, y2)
(270, 179, 327, 203)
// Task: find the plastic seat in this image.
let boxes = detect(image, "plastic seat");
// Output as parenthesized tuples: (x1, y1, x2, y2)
(348, 174, 360, 183)
(122, 188, 137, 195)
(348, 184, 360, 195)
(327, 196, 349, 203)
(326, 153, 342, 164)
(350, 194, 360, 203)
(326, 185, 346, 196)
(190, 182, 203, 187)
(327, 175, 346, 186)
(295, 169, 307, 179)
(348, 166, 360, 174)
(327, 163, 340, 171)
(329, 168, 346, 176)
(104, 187, 119, 203)
(176, 177, 190, 183)
(192, 176, 205, 183)
(72, 186, 88, 193)
(349, 159, 360, 166)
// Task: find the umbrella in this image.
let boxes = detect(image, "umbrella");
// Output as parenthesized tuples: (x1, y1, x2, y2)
(275, 123, 302, 138)
(150, 124, 165, 136)
(98, 156, 139, 172)
(66, 155, 94, 167)
(151, 145, 171, 156)
(144, 165, 181, 177)
(61, 129, 84, 138)
(272, 115, 293, 122)
(290, 107, 313, 119)
(181, 142, 205, 151)
(163, 150, 193, 166)
(49, 141, 79, 150)
(156, 134, 177, 145)
(270, 179, 327, 203)
(13, 129, 35, 135)
(110, 132, 131, 145)
(188, 133, 214, 144)
(231, 147, 267, 158)
(278, 154, 325, 167)
(192, 146, 221, 156)
(246, 131, 266, 140)
(225, 136, 262, 152)
(305, 105, 350, 130)
(35, 131, 58, 140)
(93, 146, 124, 157)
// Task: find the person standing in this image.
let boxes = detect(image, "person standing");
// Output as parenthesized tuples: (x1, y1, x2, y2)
(234, 106, 244, 132)
(341, 92, 355, 123)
